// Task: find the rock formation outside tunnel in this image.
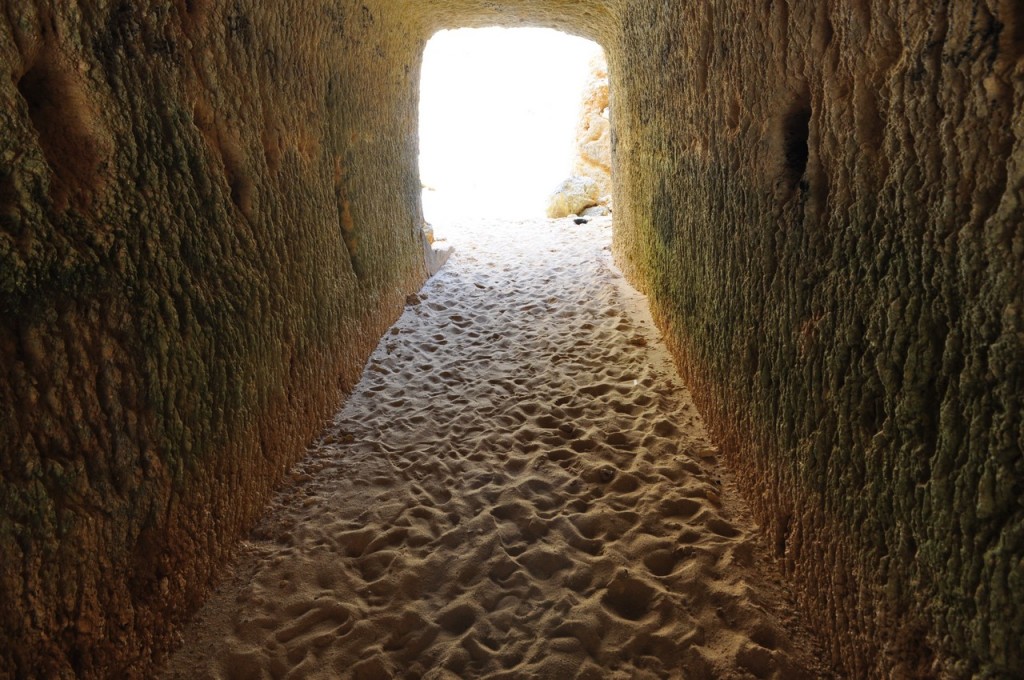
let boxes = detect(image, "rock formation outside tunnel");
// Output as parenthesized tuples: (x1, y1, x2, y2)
(419, 27, 606, 232)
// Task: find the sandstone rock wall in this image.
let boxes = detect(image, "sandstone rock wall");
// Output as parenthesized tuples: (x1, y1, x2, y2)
(610, 2, 1023, 677)
(574, 53, 612, 200)
(0, 2, 427, 676)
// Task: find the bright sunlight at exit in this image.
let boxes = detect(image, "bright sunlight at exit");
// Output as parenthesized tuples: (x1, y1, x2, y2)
(419, 28, 609, 228)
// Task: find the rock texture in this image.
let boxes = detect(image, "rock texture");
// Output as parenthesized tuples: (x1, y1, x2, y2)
(0, 2, 428, 676)
(573, 53, 613, 200)
(1, 1, 1022, 678)
(611, 2, 1024, 678)
(546, 175, 600, 218)
(545, 54, 613, 220)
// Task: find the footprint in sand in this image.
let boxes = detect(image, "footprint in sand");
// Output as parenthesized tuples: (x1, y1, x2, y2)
(161, 218, 835, 680)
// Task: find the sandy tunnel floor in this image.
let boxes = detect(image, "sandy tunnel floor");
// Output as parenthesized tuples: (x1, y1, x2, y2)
(162, 218, 833, 680)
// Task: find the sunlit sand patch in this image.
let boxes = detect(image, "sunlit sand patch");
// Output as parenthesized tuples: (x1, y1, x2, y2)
(162, 216, 833, 680)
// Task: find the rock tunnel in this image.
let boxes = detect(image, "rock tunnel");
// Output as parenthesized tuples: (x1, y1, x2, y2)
(0, 1, 1021, 677)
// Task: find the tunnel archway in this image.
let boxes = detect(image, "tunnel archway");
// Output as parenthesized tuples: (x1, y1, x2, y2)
(418, 27, 608, 225)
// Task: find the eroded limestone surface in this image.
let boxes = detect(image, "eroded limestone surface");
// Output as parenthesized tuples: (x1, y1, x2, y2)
(0, 2, 428, 676)
(612, 2, 1024, 678)
(574, 53, 612, 201)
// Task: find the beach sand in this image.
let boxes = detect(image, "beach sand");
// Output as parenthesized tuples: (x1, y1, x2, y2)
(161, 217, 833, 679)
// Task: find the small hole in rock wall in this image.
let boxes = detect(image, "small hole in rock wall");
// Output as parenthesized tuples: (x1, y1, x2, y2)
(782, 101, 811, 184)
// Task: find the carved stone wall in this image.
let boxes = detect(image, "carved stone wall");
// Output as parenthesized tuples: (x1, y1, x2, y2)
(611, 3, 1023, 677)
(0, 2, 427, 675)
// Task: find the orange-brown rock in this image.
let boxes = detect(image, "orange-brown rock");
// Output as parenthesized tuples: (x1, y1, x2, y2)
(546, 175, 600, 218)
(0, 2, 428, 676)
(573, 53, 612, 200)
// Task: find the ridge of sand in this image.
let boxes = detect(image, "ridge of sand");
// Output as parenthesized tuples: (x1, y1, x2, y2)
(161, 217, 834, 680)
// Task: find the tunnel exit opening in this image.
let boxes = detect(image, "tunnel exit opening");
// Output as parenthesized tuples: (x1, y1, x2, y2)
(418, 27, 610, 239)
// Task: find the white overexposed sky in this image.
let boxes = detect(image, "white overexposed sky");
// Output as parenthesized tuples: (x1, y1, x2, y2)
(419, 27, 604, 224)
